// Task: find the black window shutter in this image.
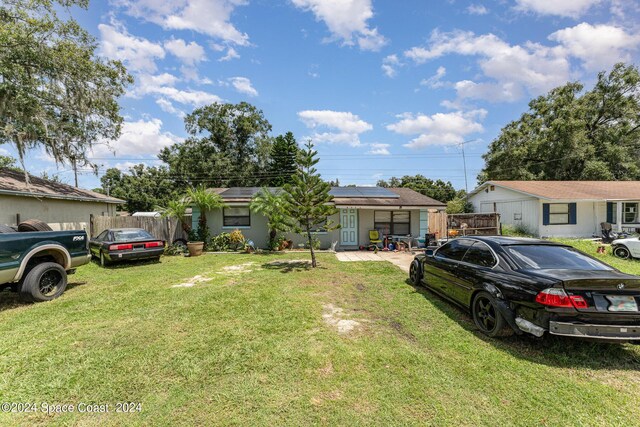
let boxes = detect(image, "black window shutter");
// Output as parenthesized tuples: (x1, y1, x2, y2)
(568, 203, 577, 225)
(606, 202, 615, 224)
(542, 203, 550, 226)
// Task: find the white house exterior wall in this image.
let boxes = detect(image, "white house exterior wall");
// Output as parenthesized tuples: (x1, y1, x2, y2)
(538, 200, 605, 238)
(470, 186, 539, 235)
(0, 194, 116, 231)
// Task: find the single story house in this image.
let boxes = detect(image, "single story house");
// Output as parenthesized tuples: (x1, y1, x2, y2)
(469, 180, 640, 238)
(193, 187, 446, 250)
(0, 167, 123, 231)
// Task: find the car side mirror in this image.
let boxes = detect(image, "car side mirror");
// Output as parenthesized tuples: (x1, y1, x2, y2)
(425, 249, 435, 256)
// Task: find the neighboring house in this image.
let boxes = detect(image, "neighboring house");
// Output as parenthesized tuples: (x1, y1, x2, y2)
(0, 168, 123, 231)
(194, 187, 446, 250)
(469, 181, 640, 238)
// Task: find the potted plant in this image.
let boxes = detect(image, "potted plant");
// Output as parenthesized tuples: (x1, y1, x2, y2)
(185, 185, 227, 256)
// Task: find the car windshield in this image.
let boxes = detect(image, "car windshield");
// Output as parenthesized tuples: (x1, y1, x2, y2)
(507, 245, 612, 271)
(112, 230, 153, 242)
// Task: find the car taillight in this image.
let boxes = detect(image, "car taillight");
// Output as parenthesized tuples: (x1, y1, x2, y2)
(145, 241, 163, 248)
(109, 244, 133, 251)
(535, 288, 588, 309)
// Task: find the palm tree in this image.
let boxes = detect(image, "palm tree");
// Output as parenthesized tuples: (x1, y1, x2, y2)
(186, 185, 227, 242)
(250, 188, 289, 248)
(157, 199, 191, 235)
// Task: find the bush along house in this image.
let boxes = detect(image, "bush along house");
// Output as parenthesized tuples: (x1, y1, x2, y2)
(191, 187, 446, 250)
(468, 181, 640, 238)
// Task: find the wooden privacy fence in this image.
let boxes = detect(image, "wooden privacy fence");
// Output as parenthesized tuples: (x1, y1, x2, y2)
(428, 209, 448, 240)
(90, 215, 190, 243)
(447, 213, 501, 237)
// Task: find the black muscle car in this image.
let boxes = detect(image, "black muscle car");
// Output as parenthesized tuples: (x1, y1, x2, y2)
(409, 236, 640, 341)
(90, 228, 165, 267)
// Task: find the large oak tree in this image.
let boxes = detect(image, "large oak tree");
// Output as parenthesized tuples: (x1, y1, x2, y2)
(0, 0, 132, 173)
(479, 63, 640, 182)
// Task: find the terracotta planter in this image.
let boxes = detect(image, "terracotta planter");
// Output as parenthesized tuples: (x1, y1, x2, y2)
(187, 241, 204, 257)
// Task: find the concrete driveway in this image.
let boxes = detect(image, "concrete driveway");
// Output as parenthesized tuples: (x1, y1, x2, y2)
(335, 251, 415, 273)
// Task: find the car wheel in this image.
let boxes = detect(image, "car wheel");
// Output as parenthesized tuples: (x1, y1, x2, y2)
(472, 291, 509, 338)
(19, 262, 67, 302)
(409, 260, 422, 286)
(100, 251, 110, 267)
(613, 245, 631, 259)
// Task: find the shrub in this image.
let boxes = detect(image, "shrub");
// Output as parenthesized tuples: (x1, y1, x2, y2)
(502, 224, 534, 238)
(229, 229, 245, 250)
(164, 242, 188, 256)
(210, 233, 231, 251)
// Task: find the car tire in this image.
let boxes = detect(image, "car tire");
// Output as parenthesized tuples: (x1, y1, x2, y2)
(99, 251, 110, 267)
(19, 262, 67, 302)
(472, 291, 511, 338)
(409, 260, 422, 286)
(18, 219, 53, 232)
(0, 224, 17, 233)
(613, 245, 631, 259)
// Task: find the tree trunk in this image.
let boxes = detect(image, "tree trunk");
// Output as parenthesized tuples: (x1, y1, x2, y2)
(306, 227, 316, 268)
(269, 228, 277, 248)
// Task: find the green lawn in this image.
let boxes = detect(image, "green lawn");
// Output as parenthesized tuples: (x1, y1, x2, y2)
(0, 250, 640, 426)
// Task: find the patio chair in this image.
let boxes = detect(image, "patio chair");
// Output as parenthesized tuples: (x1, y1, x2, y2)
(368, 230, 383, 250)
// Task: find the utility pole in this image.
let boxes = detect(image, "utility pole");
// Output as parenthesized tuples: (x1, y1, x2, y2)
(458, 139, 478, 204)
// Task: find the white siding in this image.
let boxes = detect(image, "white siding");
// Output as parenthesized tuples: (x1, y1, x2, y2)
(470, 185, 539, 235)
(538, 201, 601, 238)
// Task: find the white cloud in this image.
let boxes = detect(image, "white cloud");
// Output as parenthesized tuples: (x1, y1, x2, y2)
(156, 98, 185, 117)
(95, 118, 183, 157)
(219, 47, 241, 61)
(0, 147, 10, 156)
(404, 30, 571, 101)
(454, 80, 523, 102)
(98, 23, 165, 72)
(291, 0, 387, 51)
(514, 0, 602, 18)
(134, 73, 222, 106)
(466, 4, 488, 15)
(298, 110, 373, 147)
(164, 38, 206, 65)
(114, 0, 250, 45)
(382, 54, 401, 78)
(367, 143, 390, 155)
(228, 77, 258, 97)
(420, 66, 447, 88)
(387, 110, 486, 149)
(549, 23, 640, 71)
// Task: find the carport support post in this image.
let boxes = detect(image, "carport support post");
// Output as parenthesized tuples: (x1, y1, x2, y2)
(616, 202, 623, 232)
(16, 214, 20, 227)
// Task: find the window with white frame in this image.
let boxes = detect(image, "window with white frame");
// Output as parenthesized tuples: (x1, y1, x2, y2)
(549, 203, 569, 225)
(223, 207, 251, 227)
(623, 203, 639, 224)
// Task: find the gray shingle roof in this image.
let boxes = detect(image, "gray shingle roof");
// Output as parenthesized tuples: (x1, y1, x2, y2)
(0, 168, 124, 204)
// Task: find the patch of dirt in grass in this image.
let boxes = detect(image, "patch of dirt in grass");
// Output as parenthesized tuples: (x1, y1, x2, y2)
(389, 319, 417, 343)
(310, 390, 343, 406)
(322, 303, 365, 335)
(219, 262, 257, 274)
(317, 361, 334, 378)
(172, 275, 212, 288)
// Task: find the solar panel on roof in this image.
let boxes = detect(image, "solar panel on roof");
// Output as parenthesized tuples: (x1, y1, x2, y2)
(221, 187, 262, 197)
(329, 187, 399, 198)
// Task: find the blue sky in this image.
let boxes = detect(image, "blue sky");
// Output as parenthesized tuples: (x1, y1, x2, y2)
(3, 0, 640, 192)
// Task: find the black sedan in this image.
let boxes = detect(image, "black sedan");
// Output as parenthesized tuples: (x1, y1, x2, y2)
(90, 228, 165, 267)
(409, 236, 640, 341)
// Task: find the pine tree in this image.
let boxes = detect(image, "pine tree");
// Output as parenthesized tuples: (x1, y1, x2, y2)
(283, 141, 339, 267)
(268, 132, 298, 186)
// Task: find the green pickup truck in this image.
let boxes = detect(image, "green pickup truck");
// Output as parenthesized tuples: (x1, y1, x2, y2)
(0, 230, 91, 302)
